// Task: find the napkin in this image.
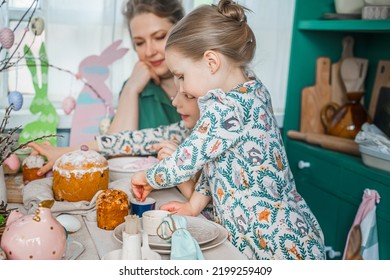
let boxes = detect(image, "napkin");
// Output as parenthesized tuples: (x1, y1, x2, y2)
(355, 123, 390, 154)
(22, 177, 134, 220)
(159, 215, 204, 260)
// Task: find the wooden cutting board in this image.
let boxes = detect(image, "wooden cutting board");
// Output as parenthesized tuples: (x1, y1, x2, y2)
(300, 57, 332, 134)
(373, 85, 390, 138)
(368, 60, 390, 119)
(4, 173, 24, 204)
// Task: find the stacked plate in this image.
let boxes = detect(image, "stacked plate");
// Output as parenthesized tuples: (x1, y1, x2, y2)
(113, 216, 228, 254)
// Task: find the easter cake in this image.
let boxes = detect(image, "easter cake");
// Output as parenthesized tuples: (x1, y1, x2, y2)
(22, 155, 46, 184)
(52, 146, 109, 202)
(96, 189, 129, 230)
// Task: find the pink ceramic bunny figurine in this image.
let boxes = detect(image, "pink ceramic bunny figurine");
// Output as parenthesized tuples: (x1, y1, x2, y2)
(0, 200, 66, 260)
(69, 40, 128, 146)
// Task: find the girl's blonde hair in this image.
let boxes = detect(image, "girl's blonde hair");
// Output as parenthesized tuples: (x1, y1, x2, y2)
(166, 0, 256, 69)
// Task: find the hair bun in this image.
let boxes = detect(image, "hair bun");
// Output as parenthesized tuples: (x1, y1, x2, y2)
(217, 0, 247, 23)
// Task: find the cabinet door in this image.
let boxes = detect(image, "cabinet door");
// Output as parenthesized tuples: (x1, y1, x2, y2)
(295, 178, 342, 259)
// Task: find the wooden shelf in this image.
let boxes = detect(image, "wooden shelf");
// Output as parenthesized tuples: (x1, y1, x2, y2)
(298, 19, 390, 32)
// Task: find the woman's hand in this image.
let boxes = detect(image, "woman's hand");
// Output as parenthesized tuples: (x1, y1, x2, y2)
(127, 61, 160, 95)
(108, 60, 160, 133)
(28, 141, 73, 175)
(152, 140, 179, 160)
(131, 171, 154, 201)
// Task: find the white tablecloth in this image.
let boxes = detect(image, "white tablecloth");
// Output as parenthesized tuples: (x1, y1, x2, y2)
(8, 188, 247, 260)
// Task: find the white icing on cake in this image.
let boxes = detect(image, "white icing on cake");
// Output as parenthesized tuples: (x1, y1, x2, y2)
(53, 149, 108, 178)
(22, 155, 45, 168)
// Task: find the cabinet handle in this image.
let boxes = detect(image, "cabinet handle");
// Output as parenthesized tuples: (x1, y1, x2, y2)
(325, 246, 341, 259)
(298, 160, 311, 169)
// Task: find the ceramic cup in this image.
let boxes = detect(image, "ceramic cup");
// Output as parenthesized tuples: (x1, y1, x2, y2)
(130, 197, 156, 217)
(142, 210, 170, 235)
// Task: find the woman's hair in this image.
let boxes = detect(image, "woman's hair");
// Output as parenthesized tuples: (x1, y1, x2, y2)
(124, 0, 184, 25)
(166, 0, 256, 69)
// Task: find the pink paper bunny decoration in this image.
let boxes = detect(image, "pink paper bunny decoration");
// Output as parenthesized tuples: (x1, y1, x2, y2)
(69, 40, 128, 146)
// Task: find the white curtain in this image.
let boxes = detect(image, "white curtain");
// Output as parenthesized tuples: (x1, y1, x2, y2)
(44, 0, 128, 104)
(238, 0, 295, 126)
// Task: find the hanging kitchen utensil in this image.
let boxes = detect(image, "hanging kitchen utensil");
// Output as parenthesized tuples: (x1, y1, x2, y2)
(332, 36, 354, 105)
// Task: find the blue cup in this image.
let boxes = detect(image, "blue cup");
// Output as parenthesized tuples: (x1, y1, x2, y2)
(130, 197, 156, 217)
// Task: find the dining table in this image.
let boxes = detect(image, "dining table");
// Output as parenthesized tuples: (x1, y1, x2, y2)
(4, 173, 247, 260)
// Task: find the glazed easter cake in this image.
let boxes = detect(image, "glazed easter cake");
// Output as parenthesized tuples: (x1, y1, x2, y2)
(52, 146, 109, 202)
(22, 155, 46, 184)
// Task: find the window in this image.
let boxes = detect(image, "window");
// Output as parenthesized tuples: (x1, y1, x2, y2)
(1, 0, 292, 130)
(7, 0, 43, 97)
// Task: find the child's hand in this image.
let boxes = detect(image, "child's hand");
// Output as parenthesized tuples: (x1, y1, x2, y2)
(152, 141, 179, 160)
(160, 201, 196, 216)
(131, 171, 154, 201)
(28, 141, 71, 176)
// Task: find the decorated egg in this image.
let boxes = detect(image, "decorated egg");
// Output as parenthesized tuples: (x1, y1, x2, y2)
(99, 117, 111, 134)
(56, 214, 81, 233)
(3, 154, 21, 171)
(62, 96, 76, 115)
(8, 91, 23, 111)
(30, 17, 45, 36)
(0, 27, 14, 49)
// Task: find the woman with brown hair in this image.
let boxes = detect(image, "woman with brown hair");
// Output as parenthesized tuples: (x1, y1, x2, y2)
(108, 0, 184, 133)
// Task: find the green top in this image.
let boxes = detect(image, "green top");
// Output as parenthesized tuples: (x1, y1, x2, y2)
(120, 80, 181, 130)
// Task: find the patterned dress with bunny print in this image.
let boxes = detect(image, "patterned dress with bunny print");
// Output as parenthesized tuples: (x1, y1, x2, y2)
(144, 79, 326, 260)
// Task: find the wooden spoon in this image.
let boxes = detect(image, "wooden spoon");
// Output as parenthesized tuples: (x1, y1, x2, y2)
(340, 57, 360, 93)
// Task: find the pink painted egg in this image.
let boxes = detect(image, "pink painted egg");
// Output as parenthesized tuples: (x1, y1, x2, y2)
(62, 96, 76, 115)
(0, 27, 15, 49)
(8, 91, 23, 111)
(4, 154, 21, 171)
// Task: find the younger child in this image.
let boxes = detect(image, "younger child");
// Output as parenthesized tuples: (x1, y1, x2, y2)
(131, 0, 326, 260)
(28, 89, 200, 200)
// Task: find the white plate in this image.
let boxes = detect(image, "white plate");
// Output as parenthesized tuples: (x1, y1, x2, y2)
(113, 216, 220, 248)
(152, 222, 228, 255)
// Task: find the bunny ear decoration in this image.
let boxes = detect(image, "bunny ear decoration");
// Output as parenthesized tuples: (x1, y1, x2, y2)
(69, 40, 128, 146)
(99, 40, 129, 65)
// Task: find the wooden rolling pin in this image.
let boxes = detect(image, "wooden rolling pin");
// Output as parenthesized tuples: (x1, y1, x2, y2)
(287, 130, 360, 156)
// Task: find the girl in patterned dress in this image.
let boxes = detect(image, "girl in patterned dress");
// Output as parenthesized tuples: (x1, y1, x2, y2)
(131, 0, 326, 259)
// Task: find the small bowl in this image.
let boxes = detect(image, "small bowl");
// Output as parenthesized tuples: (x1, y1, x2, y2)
(142, 210, 170, 235)
(108, 156, 159, 182)
(130, 197, 156, 217)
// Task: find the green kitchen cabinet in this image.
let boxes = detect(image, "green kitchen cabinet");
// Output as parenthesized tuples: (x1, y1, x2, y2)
(283, 0, 390, 259)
